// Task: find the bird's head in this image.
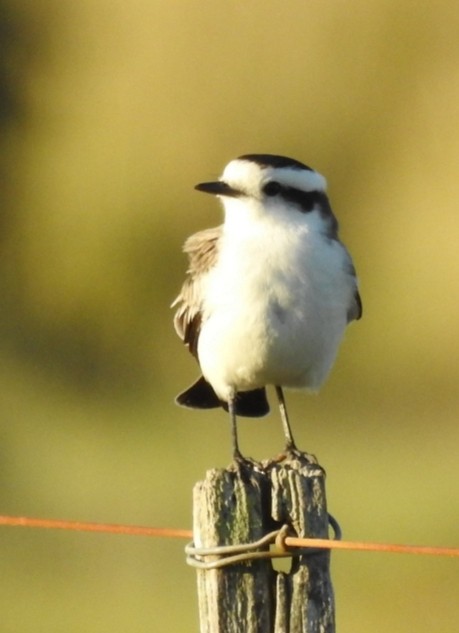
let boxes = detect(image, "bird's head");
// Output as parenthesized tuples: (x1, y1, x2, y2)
(195, 154, 337, 237)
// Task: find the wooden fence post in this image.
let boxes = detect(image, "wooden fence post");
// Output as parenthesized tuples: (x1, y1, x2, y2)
(190, 452, 335, 633)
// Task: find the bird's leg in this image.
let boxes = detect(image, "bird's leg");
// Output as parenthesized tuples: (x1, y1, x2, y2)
(275, 386, 298, 453)
(228, 392, 243, 462)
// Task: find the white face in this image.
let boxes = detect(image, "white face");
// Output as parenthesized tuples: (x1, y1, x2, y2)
(221, 159, 327, 200)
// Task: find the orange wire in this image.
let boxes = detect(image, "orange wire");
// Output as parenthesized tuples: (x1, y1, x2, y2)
(0, 515, 192, 539)
(285, 536, 459, 558)
(1, 514, 458, 557)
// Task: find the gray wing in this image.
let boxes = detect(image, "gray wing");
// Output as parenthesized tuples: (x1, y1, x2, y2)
(348, 288, 362, 322)
(345, 258, 362, 323)
(172, 226, 222, 357)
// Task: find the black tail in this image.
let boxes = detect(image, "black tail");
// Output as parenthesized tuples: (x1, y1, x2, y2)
(176, 375, 270, 418)
(176, 376, 221, 409)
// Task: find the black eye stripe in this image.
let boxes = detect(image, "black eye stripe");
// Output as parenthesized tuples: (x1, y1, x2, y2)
(263, 182, 325, 213)
(262, 181, 282, 196)
(280, 187, 324, 212)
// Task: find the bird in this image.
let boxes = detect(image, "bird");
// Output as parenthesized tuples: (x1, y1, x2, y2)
(172, 153, 361, 460)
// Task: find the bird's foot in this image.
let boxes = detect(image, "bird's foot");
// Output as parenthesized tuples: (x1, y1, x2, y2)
(268, 443, 319, 466)
(230, 450, 263, 472)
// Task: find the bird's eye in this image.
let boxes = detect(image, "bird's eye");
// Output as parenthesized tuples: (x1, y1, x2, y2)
(263, 181, 282, 197)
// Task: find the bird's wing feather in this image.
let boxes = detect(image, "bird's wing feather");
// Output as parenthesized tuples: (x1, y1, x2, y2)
(172, 226, 222, 357)
(348, 288, 362, 322)
(341, 248, 362, 323)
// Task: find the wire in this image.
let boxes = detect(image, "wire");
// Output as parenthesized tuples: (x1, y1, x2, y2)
(1, 514, 458, 558)
(0, 515, 191, 539)
(285, 536, 459, 558)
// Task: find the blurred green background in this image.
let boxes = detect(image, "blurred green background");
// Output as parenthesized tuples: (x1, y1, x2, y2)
(1, 0, 458, 631)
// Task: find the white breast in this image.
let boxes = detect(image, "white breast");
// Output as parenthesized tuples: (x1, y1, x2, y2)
(197, 206, 354, 401)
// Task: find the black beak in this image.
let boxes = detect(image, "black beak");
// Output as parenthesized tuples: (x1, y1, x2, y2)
(194, 181, 241, 197)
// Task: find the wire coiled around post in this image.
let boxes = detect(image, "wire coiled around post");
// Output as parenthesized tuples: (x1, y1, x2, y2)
(186, 514, 341, 570)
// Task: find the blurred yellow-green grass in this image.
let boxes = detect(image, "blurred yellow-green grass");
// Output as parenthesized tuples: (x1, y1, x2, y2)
(0, 1, 458, 631)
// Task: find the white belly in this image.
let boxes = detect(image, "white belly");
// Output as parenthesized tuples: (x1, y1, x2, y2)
(198, 219, 354, 401)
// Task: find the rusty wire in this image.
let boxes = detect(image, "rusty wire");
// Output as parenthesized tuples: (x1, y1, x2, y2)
(1, 514, 459, 561)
